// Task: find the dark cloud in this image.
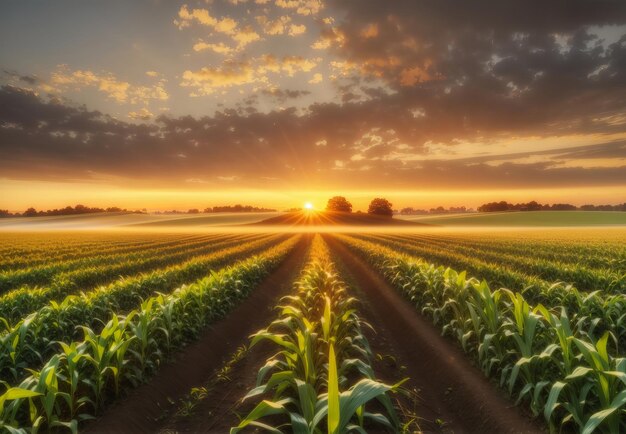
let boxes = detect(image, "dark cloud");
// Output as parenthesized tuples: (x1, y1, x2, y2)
(2, 70, 38, 85)
(322, 0, 626, 140)
(1, 1, 626, 192)
(1, 84, 625, 190)
(260, 88, 311, 102)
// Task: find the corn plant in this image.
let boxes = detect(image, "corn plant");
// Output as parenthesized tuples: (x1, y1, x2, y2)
(336, 234, 626, 433)
(0, 236, 300, 432)
(233, 235, 400, 433)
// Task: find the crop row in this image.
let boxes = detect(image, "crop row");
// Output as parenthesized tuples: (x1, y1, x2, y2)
(0, 234, 287, 382)
(0, 232, 176, 261)
(399, 233, 624, 270)
(232, 235, 400, 433)
(0, 235, 301, 433)
(351, 234, 626, 348)
(403, 232, 624, 267)
(357, 234, 625, 304)
(0, 234, 262, 321)
(337, 234, 626, 434)
(0, 234, 207, 271)
(360, 234, 625, 294)
(0, 234, 238, 293)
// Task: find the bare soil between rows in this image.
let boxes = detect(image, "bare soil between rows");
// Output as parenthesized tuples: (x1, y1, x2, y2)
(87, 232, 545, 434)
(85, 235, 311, 434)
(324, 234, 545, 434)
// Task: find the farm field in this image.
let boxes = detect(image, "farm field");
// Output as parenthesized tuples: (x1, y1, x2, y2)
(0, 228, 624, 434)
(397, 211, 626, 226)
(0, 212, 281, 230)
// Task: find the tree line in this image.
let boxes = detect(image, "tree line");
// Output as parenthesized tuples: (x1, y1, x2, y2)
(0, 205, 146, 218)
(158, 205, 277, 214)
(0, 204, 277, 218)
(399, 206, 473, 215)
(477, 201, 626, 212)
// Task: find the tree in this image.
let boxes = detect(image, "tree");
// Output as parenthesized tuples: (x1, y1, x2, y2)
(326, 196, 353, 213)
(23, 207, 38, 217)
(368, 198, 393, 217)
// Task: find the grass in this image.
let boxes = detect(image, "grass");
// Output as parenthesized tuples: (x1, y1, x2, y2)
(398, 211, 626, 226)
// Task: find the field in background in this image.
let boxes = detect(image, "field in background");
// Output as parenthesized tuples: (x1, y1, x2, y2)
(1, 210, 625, 231)
(0, 211, 280, 230)
(398, 210, 626, 226)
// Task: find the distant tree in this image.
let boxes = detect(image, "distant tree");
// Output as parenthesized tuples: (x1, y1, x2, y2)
(550, 203, 577, 211)
(524, 201, 542, 211)
(368, 198, 393, 217)
(326, 196, 353, 213)
(23, 207, 38, 217)
(478, 201, 512, 212)
(0, 210, 11, 218)
(188, 208, 200, 214)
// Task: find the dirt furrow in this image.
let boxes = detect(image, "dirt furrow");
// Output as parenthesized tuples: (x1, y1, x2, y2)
(86, 235, 311, 434)
(324, 234, 544, 434)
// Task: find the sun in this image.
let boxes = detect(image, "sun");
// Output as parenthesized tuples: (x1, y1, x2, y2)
(304, 202, 314, 210)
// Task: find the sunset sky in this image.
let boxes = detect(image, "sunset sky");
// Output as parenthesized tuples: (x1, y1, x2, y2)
(1, 1, 625, 211)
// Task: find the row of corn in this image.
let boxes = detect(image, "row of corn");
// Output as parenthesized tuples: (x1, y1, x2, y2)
(231, 235, 401, 433)
(337, 234, 625, 434)
(0, 234, 261, 319)
(0, 234, 285, 384)
(0, 236, 299, 433)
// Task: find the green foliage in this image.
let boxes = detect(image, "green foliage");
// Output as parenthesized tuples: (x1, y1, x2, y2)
(338, 234, 626, 434)
(0, 236, 300, 432)
(232, 236, 400, 433)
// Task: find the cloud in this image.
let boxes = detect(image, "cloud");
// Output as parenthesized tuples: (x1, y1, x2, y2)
(3, 70, 39, 85)
(193, 41, 235, 55)
(2, 84, 625, 191)
(288, 23, 306, 36)
(261, 88, 311, 102)
(308, 72, 323, 84)
(275, 0, 323, 16)
(181, 55, 320, 95)
(258, 54, 319, 76)
(176, 4, 260, 50)
(231, 26, 261, 49)
(47, 65, 168, 104)
(2, 1, 626, 194)
(256, 15, 292, 35)
(128, 107, 154, 121)
(181, 61, 258, 95)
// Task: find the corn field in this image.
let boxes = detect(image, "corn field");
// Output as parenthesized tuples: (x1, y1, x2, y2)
(0, 229, 624, 433)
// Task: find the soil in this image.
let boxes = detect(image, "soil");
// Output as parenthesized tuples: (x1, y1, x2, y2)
(324, 234, 545, 434)
(87, 232, 546, 434)
(85, 234, 311, 434)
(159, 336, 277, 433)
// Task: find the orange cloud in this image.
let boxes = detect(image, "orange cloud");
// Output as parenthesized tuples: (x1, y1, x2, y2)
(193, 41, 235, 55)
(48, 66, 168, 104)
(308, 72, 323, 84)
(275, 0, 323, 16)
(180, 54, 320, 94)
(181, 61, 258, 95)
